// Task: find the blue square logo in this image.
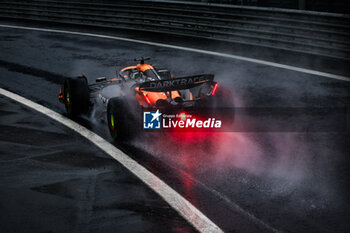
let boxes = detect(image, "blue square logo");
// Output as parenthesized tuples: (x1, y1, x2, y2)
(143, 110, 161, 129)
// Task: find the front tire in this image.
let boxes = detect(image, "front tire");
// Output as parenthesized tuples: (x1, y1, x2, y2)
(63, 77, 90, 117)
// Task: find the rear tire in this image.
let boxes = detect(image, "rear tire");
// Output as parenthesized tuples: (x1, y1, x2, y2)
(63, 77, 90, 117)
(107, 97, 136, 143)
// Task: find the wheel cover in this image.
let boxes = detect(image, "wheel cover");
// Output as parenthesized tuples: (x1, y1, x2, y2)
(110, 113, 115, 130)
(65, 86, 70, 107)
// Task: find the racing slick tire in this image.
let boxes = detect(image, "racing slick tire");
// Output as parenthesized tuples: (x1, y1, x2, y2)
(63, 77, 90, 117)
(107, 97, 137, 143)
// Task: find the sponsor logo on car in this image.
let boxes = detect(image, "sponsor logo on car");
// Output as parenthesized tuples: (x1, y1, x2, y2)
(149, 76, 206, 89)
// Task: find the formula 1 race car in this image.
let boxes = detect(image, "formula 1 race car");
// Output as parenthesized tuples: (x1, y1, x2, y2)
(59, 57, 232, 142)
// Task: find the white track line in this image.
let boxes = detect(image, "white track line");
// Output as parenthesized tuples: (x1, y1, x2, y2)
(0, 87, 223, 233)
(1, 24, 349, 82)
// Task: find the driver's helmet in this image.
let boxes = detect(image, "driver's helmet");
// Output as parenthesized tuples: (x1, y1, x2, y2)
(136, 72, 146, 83)
(135, 72, 155, 82)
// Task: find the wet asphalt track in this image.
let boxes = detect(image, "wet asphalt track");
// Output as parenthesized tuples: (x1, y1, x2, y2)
(0, 25, 349, 233)
(0, 94, 196, 233)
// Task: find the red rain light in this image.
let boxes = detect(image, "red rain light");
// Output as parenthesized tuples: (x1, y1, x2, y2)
(142, 92, 152, 105)
(211, 83, 218, 95)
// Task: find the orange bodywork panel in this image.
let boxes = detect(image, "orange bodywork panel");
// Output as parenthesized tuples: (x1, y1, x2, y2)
(135, 88, 167, 106)
(135, 91, 182, 106)
(122, 64, 154, 73)
(145, 91, 167, 104)
(121, 66, 137, 72)
(171, 91, 181, 98)
(137, 64, 154, 72)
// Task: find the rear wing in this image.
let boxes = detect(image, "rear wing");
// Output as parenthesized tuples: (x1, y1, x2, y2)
(137, 74, 215, 92)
